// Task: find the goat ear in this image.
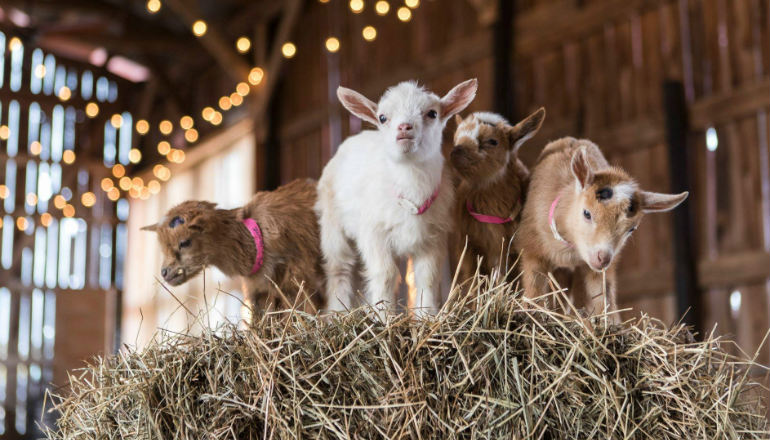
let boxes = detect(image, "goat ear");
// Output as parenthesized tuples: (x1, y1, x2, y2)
(440, 78, 478, 121)
(570, 147, 594, 190)
(337, 86, 379, 125)
(639, 190, 689, 213)
(454, 114, 464, 126)
(504, 107, 546, 154)
(141, 224, 158, 232)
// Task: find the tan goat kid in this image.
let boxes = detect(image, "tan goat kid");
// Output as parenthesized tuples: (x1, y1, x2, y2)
(142, 179, 325, 314)
(449, 108, 545, 284)
(515, 138, 688, 319)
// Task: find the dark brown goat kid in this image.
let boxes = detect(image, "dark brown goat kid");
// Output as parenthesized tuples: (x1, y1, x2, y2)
(449, 108, 545, 284)
(142, 179, 325, 313)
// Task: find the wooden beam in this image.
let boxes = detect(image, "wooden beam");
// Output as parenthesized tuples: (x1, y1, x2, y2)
(689, 77, 770, 130)
(163, 0, 251, 83)
(698, 251, 770, 288)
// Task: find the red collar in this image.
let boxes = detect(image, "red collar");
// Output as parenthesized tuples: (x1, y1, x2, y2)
(242, 218, 264, 274)
(465, 200, 514, 224)
(398, 183, 441, 215)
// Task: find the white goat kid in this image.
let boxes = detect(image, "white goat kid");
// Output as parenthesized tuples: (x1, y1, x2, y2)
(318, 79, 478, 316)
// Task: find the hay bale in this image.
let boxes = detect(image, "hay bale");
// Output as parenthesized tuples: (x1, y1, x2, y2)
(46, 276, 769, 439)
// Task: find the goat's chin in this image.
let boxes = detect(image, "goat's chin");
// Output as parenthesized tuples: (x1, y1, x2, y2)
(396, 138, 416, 154)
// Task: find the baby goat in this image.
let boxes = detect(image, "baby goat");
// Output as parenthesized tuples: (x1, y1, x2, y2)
(516, 138, 688, 318)
(449, 108, 545, 284)
(142, 179, 325, 314)
(317, 79, 478, 315)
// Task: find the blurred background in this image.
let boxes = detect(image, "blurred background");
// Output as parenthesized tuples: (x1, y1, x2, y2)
(0, 0, 767, 437)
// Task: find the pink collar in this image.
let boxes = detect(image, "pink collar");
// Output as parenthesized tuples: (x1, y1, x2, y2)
(466, 200, 514, 224)
(398, 184, 441, 215)
(548, 195, 572, 246)
(242, 218, 264, 275)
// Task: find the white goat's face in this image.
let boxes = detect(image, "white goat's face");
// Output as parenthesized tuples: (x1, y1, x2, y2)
(376, 83, 443, 159)
(337, 79, 478, 162)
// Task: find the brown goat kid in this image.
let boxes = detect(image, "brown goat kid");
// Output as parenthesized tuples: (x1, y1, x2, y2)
(516, 138, 688, 319)
(142, 179, 325, 313)
(449, 108, 545, 283)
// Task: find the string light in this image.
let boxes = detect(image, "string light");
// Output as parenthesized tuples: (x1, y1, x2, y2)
(128, 187, 140, 199)
(350, 0, 364, 13)
(184, 128, 199, 143)
(16, 217, 28, 231)
(118, 177, 132, 191)
(210, 112, 223, 126)
(136, 119, 150, 134)
(168, 149, 186, 163)
(110, 114, 123, 128)
(101, 178, 114, 191)
(236, 82, 250, 96)
(405, 0, 419, 8)
(26, 193, 38, 206)
(29, 141, 42, 156)
(157, 141, 171, 155)
(397, 6, 412, 21)
(128, 148, 142, 163)
(40, 213, 52, 227)
(81, 192, 96, 207)
(62, 150, 76, 164)
(248, 67, 264, 85)
(8, 37, 21, 51)
(53, 195, 67, 209)
(0, 125, 10, 140)
(107, 187, 120, 201)
(34, 64, 46, 78)
(281, 42, 297, 58)
(202, 106, 216, 121)
(192, 20, 207, 37)
(148, 180, 161, 195)
(159, 119, 173, 135)
(229, 93, 243, 106)
(58, 86, 72, 101)
(362, 26, 377, 41)
(218, 96, 232, 111)
(0, 185, 8, 199)
(146, 0, 161, 13)
(325, 37, 340, 53)
(85, 102, 99, 118)
(180, 115, 194, 130)
(375, 0, 390, 15)
(236, 36, 251, 53)
(62, 204, 75, 218)
(112, 164, 125, 178)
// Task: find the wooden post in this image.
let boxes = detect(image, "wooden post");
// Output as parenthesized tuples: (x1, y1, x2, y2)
(662, 80, 701, 335)
(493, 0, 514, 120)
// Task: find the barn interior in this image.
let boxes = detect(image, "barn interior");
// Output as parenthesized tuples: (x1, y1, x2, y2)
(0, 0, 768, 437)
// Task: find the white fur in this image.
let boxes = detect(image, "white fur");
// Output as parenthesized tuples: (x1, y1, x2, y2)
(613, 183, 636, 201)
(318, 80, 476, 316)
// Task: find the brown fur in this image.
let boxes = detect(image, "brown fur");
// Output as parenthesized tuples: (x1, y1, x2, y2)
(142, 179, 325, 314)
(515, 137, 688, 319)
(449, 109, 545, 285)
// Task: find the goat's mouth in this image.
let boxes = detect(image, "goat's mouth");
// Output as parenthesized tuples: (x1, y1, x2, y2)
(164, 267, 199, 286)
(396, 133, 414, 142)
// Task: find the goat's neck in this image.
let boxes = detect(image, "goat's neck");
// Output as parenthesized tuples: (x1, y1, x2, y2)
(552, 188, 578, 244)
(204, 208, 257, 277)
(386, 147, 444, 190)
(466, 166, 522, 219)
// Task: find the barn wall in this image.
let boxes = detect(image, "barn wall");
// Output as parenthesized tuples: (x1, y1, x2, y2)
(270, 0, 769, 363)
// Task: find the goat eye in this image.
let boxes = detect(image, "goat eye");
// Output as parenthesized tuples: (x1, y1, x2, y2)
(486, 139, 498, 146)
(583, 209, 592, 221)
(378, 114, 387, 124)
(169, 216, 184, 228)
(597, 188, 613, 200)
(179, 239, 192, 248)
(426, 110, 437, 119)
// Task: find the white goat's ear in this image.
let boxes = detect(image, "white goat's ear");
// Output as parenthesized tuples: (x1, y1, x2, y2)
(337, 87, 379, 125)
(440, 78, 478, 121)
(504, 107, 546, 154)
(141, 223, 158, 232)
(570, 146, 594, 190)
(639, 191, 689, 213)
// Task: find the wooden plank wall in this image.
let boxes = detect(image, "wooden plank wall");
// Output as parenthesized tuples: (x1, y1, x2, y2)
(272, 0, 770, 363)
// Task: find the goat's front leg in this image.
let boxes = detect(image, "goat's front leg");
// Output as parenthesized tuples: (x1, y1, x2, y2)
(412, 243, 444, 316)
(358, 230, 399, 316)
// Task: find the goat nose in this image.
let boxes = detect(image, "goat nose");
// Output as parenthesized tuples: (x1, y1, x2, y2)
(398, 123, 413, 131)
(161, 267, 169, 278)
(597, 250, 611, 268)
